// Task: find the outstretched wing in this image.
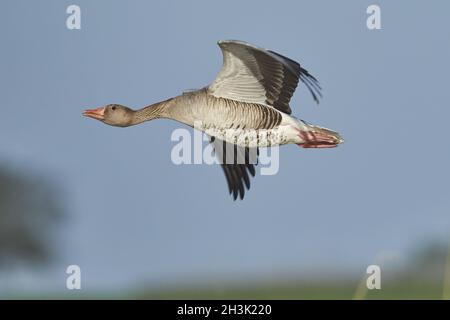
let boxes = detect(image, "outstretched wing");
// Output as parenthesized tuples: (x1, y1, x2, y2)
(210, 136, 258, 200)
(208, 40, 322, 115)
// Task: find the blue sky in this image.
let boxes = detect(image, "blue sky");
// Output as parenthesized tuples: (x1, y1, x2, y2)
(1, 0, 450, 292)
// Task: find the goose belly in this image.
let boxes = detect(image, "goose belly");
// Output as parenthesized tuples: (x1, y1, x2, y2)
(202, 125, 297, 148)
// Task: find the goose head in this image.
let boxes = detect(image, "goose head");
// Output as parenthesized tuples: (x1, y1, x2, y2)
(83, 104, 134, 127)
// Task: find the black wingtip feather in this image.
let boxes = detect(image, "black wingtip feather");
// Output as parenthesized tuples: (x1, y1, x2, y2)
(299, 67, 322, 104)
(212, 137, 259, 201)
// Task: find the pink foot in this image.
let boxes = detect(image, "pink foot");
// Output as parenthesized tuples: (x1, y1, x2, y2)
(296, 127, 343, 148)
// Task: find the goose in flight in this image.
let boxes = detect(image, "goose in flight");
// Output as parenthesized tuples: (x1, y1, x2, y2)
(83, 40, 343, 200)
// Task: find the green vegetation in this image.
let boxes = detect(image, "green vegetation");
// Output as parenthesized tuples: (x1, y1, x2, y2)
(133, 280, 444, 300)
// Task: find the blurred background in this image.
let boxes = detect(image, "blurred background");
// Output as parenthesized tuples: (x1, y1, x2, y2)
(1, 0, 450, 299)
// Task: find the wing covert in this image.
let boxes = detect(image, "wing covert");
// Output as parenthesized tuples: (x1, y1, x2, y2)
(208, 40, 322, 114)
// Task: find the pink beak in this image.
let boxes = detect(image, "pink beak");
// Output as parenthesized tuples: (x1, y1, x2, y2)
(83, 107, 105, 121)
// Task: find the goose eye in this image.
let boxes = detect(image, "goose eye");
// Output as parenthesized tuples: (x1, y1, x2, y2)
(111, 106, 116, 111)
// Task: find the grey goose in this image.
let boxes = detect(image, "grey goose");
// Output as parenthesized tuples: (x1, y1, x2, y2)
(83, 40, 343, 200)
